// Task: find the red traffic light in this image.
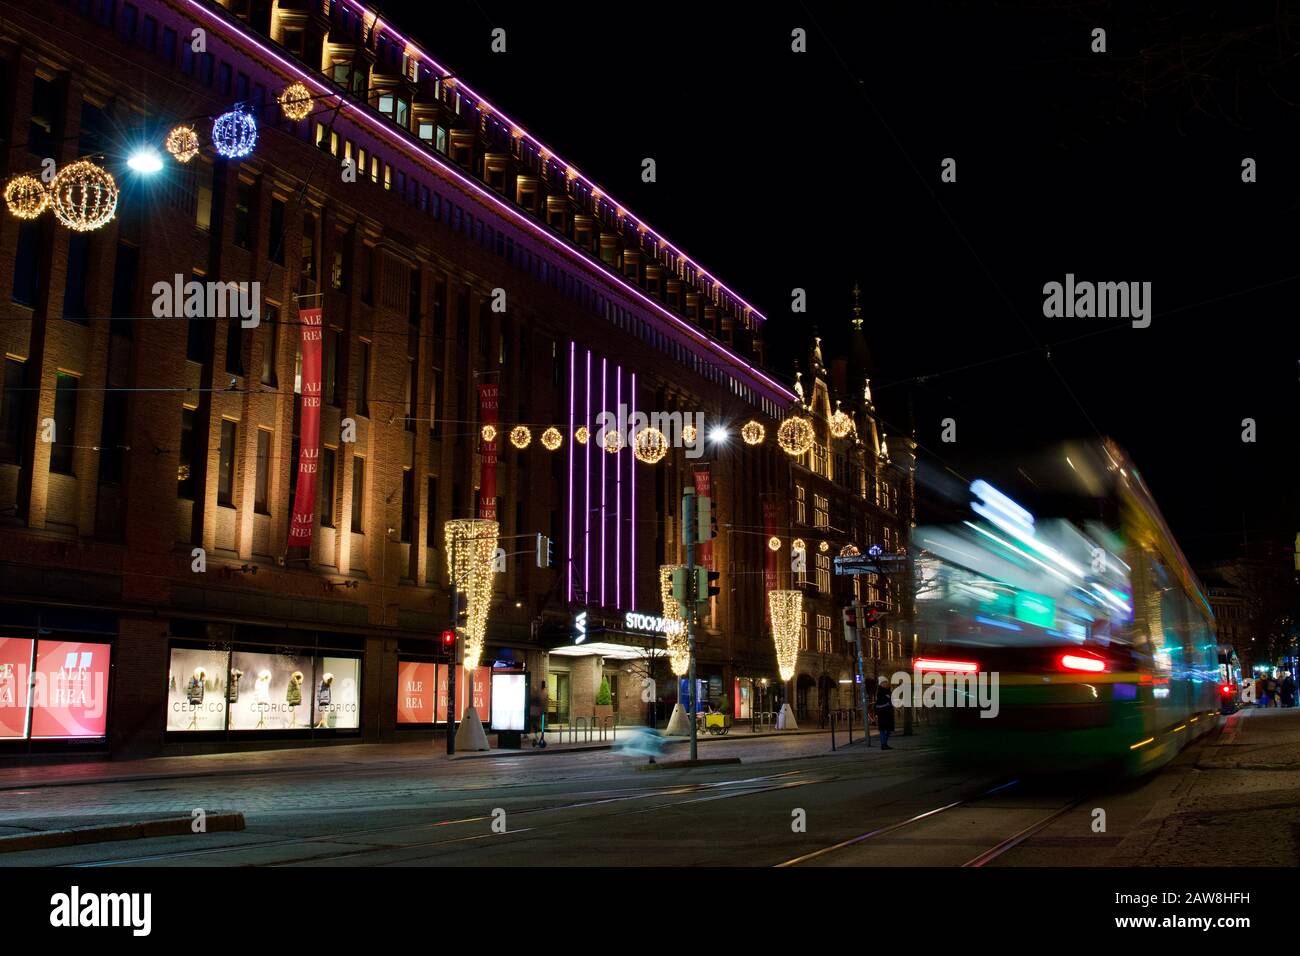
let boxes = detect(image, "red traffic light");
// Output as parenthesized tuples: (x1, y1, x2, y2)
(441, 629, 456, 647)
(842, 608, 857, 628)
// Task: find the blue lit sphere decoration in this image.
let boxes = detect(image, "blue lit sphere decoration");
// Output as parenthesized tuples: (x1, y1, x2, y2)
(211, 109, 258, 159)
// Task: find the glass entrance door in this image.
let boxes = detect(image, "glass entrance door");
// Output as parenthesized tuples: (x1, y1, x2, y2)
(547, 672, 570, 724)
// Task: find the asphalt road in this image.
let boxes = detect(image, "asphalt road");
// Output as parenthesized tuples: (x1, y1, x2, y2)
(0, 709, 1293, 867)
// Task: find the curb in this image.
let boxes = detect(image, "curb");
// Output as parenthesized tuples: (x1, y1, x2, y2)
(0, 812, 246, 854)
(636, 757, 744, 771)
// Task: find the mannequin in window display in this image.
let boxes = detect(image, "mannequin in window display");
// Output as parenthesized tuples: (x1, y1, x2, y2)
(315, 672, 334, 729)
(186, 667, 207, 729)
(253, 669, 272, 728)
(228, 668, 243, 703)
(286, 670, 304, 727)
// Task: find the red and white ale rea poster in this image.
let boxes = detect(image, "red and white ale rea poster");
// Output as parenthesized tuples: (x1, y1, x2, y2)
(0, 638, 33, 738)
(396, 661, 437, 724)
(693, 466, 713, 570)
(435, 665, 492, 722)
(29, 640, 112, 739)
(288, 307, 324, 547)
(477, 383, 498, 520)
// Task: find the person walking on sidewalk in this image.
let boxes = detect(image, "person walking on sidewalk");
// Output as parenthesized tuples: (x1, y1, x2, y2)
(1280, 672, 1296, 709)
(875, 676, 895, 750)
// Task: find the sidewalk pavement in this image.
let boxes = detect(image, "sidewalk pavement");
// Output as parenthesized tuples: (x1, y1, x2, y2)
(0, 722, 854, 793)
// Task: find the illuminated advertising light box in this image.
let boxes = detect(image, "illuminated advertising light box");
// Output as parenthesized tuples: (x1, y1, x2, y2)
(434, 665, 492, 722)
(396, 661, 437, 724)
(313, 656, 360, 730)
(1014, 591, 1056, 629)
(29, 640, 112, 739)
(490, 672, 527, 731)
(167, 648, 231, 732)
(227, 650, 314, 731)
(0, 638, 34, 738)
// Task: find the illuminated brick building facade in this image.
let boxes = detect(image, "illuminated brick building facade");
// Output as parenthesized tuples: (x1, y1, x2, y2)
(0, 0, 911, 756)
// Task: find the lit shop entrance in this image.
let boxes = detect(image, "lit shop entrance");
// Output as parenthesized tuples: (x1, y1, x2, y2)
(546, 671, 570, 725)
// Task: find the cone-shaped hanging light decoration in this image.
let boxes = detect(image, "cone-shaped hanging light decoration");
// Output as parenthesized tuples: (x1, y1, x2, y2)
(444, 518, 499, 672)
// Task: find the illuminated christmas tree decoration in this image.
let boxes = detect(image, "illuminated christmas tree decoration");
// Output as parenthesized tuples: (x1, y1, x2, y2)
(777, 416, 815, 456)
(165, 125, 200, 164)
(659, 565, 690, 677)
(540, 427, 563, 451)
(633, 427, 668, 464)
(212, 109, 258, 159)
(480, 424, 497, 443)
(769, 590, 802, 683)
(575, 426, 589, 445)
(278, 82, 314, 121)
(509, 425, 532, 449)
(768, 536, 782, 552)
(444, 519, 499, 672)
(741, 420, 765, 445)
(4, 175, 48, 219)
(49, 160, 118, 232)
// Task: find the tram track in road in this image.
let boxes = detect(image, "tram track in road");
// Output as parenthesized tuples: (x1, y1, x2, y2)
(63, 768, 825, 867)
(777, 778, 1091, 868)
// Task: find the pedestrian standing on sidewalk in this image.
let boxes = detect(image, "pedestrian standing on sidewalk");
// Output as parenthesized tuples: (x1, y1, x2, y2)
(875, 676, 895, 750)
(1280, 672, 1296, 708)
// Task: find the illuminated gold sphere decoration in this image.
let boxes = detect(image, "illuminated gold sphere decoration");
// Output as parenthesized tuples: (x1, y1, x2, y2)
(792, 538, 806, 553)
(741, 420, 765, 446)
(633, 427, 668, 464)
(776, 416, 815, 456)
(768, 590, 803, 683)
(818, 541, 829, 553)
(509, 425, 532, 449)
(840, 544, 861, 557)
(165, 125, 200, 164)
(480, 424, 497, 443)
(682, 424, 698, 444)
(768, 536, 782, 552)
(277, 82, 314, 121)
(541, 427, 563, 451)
(659, 565, 690, 677)
(49, 160, 118, 232)
(4, 175, 48, 219)
(830, 408, 854, 439)
(574, 426, 589, 445)
(444, 519, 499, 673)
(602, 428, 623, 455)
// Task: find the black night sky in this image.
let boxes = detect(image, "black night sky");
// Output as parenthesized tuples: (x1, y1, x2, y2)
(380, 0, 1299, 564)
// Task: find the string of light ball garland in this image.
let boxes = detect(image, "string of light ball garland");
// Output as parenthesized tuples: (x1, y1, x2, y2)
(3, 78, 345, 231)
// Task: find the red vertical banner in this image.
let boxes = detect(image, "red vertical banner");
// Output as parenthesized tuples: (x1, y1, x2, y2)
(478, 383, 499, 520)
(763, 496, 779, 622)
(693, 466, 713, 569)
(288, 307, 324, 547)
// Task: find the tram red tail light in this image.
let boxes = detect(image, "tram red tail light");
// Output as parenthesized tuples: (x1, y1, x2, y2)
(1059, 653, 1106, 673)
(1220, 684, 1233, 696)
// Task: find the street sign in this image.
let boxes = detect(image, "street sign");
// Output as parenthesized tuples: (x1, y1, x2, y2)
(834, 553, 909, 575)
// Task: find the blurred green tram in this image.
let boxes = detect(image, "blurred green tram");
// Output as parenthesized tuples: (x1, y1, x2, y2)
(913, 440, 1220, 776)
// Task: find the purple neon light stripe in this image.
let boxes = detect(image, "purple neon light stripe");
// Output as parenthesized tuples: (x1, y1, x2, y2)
(616, 365, 622, 609)
(335, 0, 769, 329)
(601, 357, 607, 608)
(567, 341, 575, 603)
(585, 350, 591, 605)
(626, 371, 631, 606)
(183, 1, 794, 406)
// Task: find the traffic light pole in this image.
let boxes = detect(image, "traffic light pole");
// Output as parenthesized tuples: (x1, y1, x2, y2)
(851, 600, 872, 747)
(447, 530, 457, 756)
(684, 488, 698, 762)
